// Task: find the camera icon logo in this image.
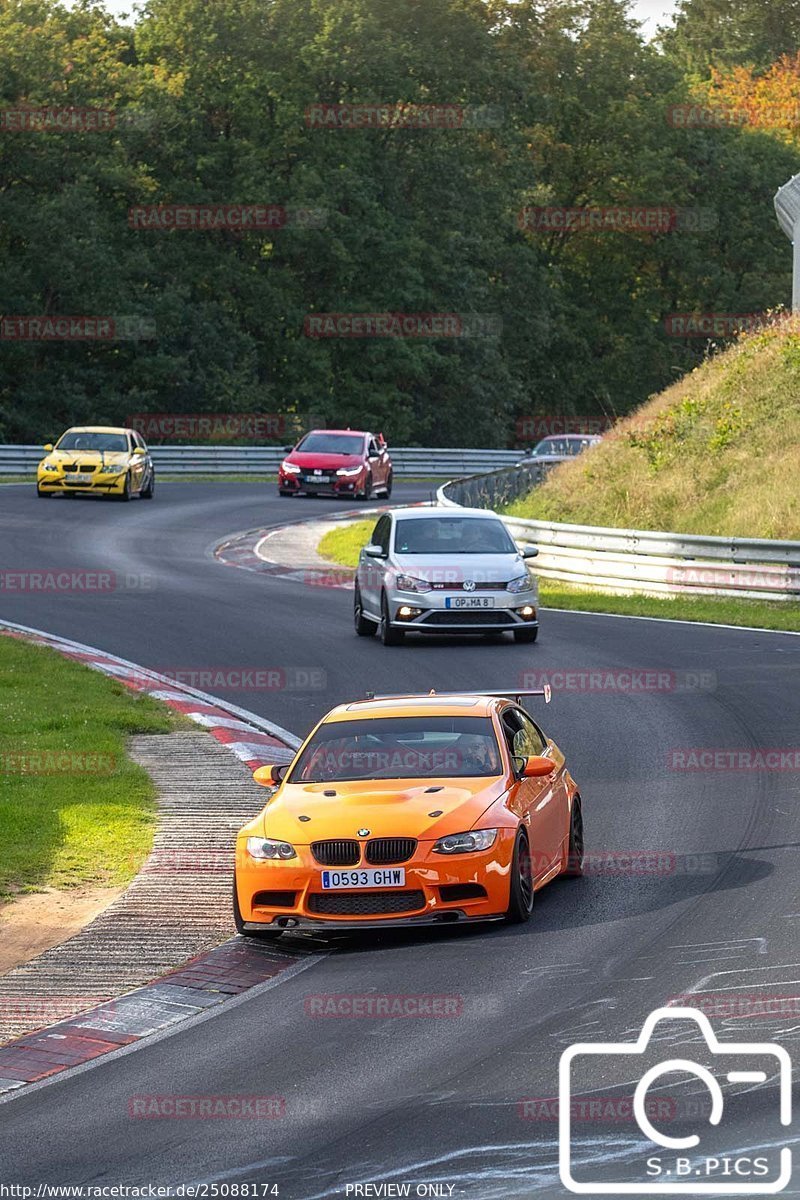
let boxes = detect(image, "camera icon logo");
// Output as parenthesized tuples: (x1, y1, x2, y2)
(559, 1006, 791, 1194)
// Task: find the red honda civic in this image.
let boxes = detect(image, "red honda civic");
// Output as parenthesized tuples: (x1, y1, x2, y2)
(278, 429, 393, 500)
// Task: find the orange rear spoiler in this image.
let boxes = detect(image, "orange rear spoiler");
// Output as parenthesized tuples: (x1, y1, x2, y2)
(363, 687, 551, 704)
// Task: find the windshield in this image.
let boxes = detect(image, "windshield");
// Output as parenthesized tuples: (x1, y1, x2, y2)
(533, 436, 594, 456)
(296, 433, 364, 455)
(290, 716, 503, 781)
(393, 516, 517, 556)
(56, 432, 130, 453)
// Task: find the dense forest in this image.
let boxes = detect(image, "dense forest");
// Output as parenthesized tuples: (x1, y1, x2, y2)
(2, 0, 800, 445)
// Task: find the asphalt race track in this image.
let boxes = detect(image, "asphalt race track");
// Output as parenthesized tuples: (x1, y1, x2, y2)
(1, 482, 798, 1197)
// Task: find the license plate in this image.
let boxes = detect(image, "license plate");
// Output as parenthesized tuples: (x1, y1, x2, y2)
(66, 473, 90, 483)
(321, 868, 406, 889)
(304, 475, 328, 484)
(445, 596, 495, 609)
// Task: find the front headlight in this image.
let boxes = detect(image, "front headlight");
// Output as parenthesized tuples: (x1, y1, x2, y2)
(336, 465, 363, 477)
(281, 461, 301, 474)
(394, 573, 432, 594)
(433, 829, 498, 854)
(507, 574, 534, 594)
(246, 836, 297, 860)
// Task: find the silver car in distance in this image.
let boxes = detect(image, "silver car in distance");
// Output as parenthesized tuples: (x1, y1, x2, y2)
(353, 507, 539, 646)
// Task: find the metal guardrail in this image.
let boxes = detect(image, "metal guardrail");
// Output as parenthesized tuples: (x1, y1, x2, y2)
(438, 469, 800, 601)
(0, 445, 523, 478)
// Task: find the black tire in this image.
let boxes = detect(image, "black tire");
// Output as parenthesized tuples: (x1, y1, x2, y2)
(140, 469, 155, 499)
(36, 486, 52, 498)
(354, 584, 376, 637)
(232, 877, 282, 942)
(119, 473, 132, 502)
(358, 473, 373, 502)
(379, 593, 404, 646)
(505, 829, 534, 923)
(278, 489, 293, 497)
(384, 470, 393, 498)
(564, 797, 584, 876)
(514, 627, 538, 644)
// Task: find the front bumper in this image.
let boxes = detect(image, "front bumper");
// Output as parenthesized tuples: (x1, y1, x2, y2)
(38, 471, 128, 494)
(384, 589, 538, 634)
(243, 911, 505, 932)
(279, 470, 365, 496)
(235, 831, 516, 928)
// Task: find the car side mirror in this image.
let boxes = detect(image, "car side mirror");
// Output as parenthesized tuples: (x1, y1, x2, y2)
(363, 543, 386, 559)
(522, 755, 554, 778)
(284, 445, 295, 453)
(522, 544, 538, 559)
(43, 443, 54, 452)
(252, 763, 289, 787)
(132, 446, 145, 455)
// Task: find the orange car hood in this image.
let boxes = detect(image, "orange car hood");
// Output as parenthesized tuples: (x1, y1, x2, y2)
(260, 777, 508, 842)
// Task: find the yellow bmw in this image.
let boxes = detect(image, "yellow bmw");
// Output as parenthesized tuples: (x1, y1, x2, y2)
(37, 426, 155, 501)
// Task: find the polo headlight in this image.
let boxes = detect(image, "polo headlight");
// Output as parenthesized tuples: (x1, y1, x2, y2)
(433, 829, 498, 854)
(336, 465, 363, 476)
(281, 461, 301, 474)
(394, 573, 432, 594)
(42, 462, 59, 472)
(507, 574, 534, 594)
(246, 836, 296, 860)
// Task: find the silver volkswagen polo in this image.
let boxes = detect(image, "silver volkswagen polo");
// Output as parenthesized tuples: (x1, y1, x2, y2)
(353, 507, 539, 646)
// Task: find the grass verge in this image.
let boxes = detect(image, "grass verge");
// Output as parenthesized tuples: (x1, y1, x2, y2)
(538, 581, 800, 632)
(318, 519, 377, 567)
(0, 635, 186, 899)
(317, 517, 799, 631)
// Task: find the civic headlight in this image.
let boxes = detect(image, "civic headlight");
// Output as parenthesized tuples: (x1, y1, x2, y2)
(433, 829, 498, 854)
(394, 573, 432, 594)
(336, 465, 363, 477)
(246, 836, 296, 860)
(507, 574, 534, 594)
(42, 462, 59, 472)
(281, 461, 301, 474)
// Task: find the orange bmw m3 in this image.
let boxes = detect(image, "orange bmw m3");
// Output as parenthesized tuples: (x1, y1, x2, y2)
(233, 688, 583, 936)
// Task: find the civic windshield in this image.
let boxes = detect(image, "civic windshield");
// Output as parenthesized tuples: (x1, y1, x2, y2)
(290, 716, 503, 781)
(296, 433, 364, 455)
(393, 517, 517, 555)
(56, 432, 130, 452)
